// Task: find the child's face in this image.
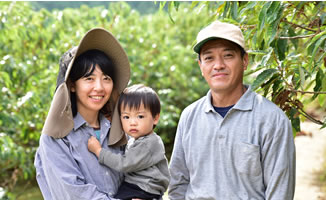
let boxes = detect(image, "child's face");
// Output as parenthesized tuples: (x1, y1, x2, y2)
(71, 65, 113, 117)
(120, 103, 159, 139)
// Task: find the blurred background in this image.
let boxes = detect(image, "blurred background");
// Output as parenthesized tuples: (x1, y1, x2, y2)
(0, 1, 325, 199)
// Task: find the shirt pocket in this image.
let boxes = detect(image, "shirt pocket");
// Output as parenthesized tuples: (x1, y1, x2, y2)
(234, 142, 262, 177)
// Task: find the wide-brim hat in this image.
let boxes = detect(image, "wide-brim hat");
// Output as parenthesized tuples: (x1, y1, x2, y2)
(42, 28, 130, 147)
(193, 20, 246, 54)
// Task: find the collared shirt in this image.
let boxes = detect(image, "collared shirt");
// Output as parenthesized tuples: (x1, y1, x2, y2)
(168, 86, 296, 200)
(34, 113, 123, 200)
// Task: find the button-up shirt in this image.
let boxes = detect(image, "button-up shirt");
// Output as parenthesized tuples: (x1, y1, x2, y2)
(168, 86, 296, 200)
(34, 113, 123, 200)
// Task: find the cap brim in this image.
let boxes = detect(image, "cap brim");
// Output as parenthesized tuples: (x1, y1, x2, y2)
(193, 37, 219, 54)
(193, 36, 245, 54)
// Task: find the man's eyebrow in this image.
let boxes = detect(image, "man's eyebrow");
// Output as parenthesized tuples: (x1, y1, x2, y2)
(201, 49, 213, 55)
(223, 47, 236, 52)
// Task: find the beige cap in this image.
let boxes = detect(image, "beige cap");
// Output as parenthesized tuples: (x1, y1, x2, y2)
(193, 20, 246, 54)
(42, 28, 130, 147)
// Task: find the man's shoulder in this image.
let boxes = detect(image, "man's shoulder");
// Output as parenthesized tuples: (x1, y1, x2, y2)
(182, 95, 207, 114)
(251, 91, 289, 119)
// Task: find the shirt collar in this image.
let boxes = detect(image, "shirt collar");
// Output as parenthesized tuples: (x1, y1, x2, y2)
(204, 85, 254, 113)
(73, 112, 111, 131)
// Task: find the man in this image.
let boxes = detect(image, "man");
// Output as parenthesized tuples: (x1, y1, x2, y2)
(168, 21, 295, 199)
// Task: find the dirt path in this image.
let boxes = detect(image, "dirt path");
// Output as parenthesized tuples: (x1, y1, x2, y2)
(294, 121, 326, 200)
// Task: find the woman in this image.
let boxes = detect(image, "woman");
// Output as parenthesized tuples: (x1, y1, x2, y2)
(34, 28, 130, 199)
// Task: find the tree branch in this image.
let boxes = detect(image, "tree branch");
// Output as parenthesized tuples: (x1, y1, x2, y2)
(279, 34, 315, 39)
(281, 18, 317, 32)
(298, 108, 324, 125)
(289, 89, 326, 95)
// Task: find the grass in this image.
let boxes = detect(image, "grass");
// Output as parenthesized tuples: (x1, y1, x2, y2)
(11, 180, 42, 200)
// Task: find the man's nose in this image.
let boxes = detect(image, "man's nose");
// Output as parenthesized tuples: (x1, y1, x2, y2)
(213, 57, 226, 70)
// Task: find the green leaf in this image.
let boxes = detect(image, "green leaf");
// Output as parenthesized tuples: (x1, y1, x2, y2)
(318, 94, 326, 108)
(0, 71, 12, 88)
(247, 50, 268, 55)
(223, 1, 230, 18)
(313, 68, 324, 99)
(311, 34, 326, 60)
(318, 76, 326, 108)
(288, 26, 298, 49)
(276, 38, 287, 61)
(258, 2, 271, 32)
(272, 79, 284, 95)
(159, 2, 167, 11)
(321, 118, 326, 129)
(307, 30, 326, 54)
(299, 67, 305, 90)
(230, 2, 238, 20)
(259, 48, 273, 67)
(266, 1, 281, 24)
(190, 1, 199, 9)
(239, 1, 257, 16)
(173, 1, 180, 11)
(168, 2, 175, 24)
(252, 68, 278, 91)
(289, 108, 301, 133)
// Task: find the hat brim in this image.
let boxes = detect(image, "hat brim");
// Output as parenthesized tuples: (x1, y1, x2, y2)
(42, 28, 130, 147)
(65, 28, 130, 93)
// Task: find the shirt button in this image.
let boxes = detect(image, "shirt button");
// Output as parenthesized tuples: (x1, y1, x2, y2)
(218, 135, 225, 139)
(106, 172, 109, 175)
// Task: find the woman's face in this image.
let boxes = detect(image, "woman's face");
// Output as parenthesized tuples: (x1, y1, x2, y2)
(71, 64, 113, 117)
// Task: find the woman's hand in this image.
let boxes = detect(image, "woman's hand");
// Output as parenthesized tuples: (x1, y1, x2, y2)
(88, 136, 102, 158)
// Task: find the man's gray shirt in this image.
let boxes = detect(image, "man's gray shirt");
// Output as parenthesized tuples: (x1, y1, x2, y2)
(34, 113, 123, 200)
(168, 86, 296, 200)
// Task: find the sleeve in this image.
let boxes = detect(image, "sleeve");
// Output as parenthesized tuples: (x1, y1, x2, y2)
(168, 111, 190, 200)
(35, 134, 113, 200)
(262, 117, 296, 200)
(99, 136, 164, 173)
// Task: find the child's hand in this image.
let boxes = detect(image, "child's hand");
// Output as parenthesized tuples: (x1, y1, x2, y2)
(88, 136, 102, 158)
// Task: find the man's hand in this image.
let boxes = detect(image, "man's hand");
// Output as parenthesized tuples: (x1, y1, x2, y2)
(88, 136, 102, 158)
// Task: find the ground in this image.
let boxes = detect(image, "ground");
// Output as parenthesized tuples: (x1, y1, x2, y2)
(294, 121, 326, 200)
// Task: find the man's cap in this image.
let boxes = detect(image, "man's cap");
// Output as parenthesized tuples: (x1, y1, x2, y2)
(42, 28, 130, 146)
(193, 20, 246, 54)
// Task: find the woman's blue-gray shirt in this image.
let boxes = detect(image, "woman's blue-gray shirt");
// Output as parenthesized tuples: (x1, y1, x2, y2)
(34, 113, 123, 200)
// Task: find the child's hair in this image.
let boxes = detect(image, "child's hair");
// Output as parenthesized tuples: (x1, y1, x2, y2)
(69, 49, 116, 116)
(118, 84, 161, 118)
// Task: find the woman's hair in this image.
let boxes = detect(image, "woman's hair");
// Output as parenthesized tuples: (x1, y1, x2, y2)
(69, 49, 116, 116)
(118, 84, 161, 118)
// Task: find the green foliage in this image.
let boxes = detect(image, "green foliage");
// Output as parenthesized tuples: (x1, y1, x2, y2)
(0, 1, 325, 197)
(164, 1, 326, 133)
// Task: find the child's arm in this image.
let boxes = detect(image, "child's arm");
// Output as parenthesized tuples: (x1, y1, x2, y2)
(88, 136, 102, 158)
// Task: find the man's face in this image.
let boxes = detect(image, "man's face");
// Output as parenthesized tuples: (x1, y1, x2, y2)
(198, 39, 248, 94)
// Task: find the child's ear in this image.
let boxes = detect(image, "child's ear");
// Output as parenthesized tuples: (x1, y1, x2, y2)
(153, 114, 160, 125)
